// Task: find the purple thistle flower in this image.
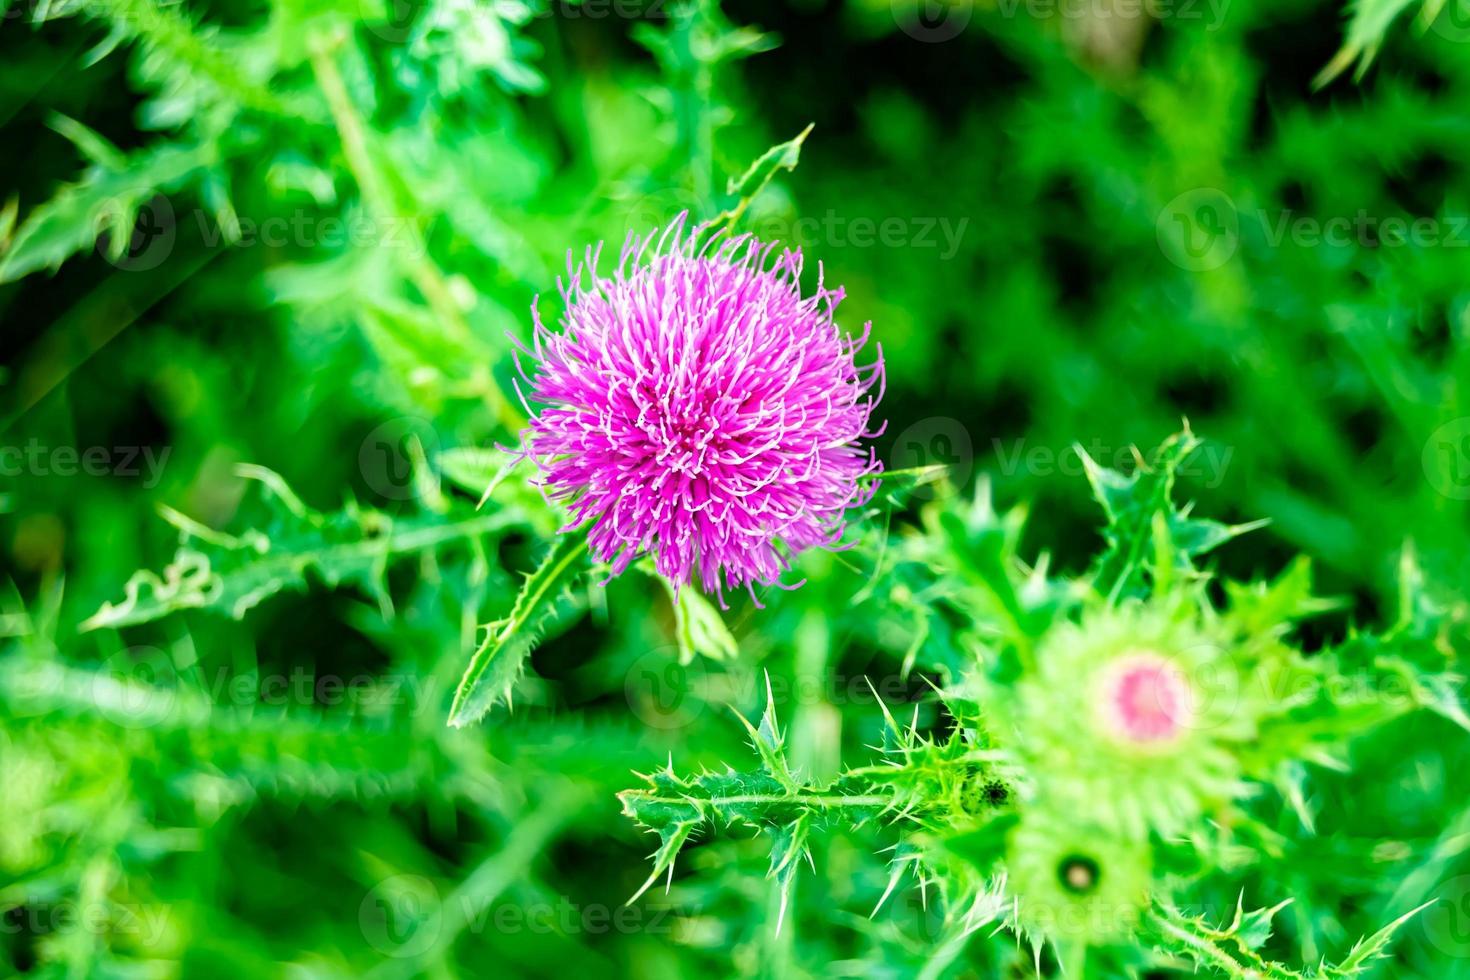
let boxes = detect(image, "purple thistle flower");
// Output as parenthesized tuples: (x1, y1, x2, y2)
(513, 215, 885, 603)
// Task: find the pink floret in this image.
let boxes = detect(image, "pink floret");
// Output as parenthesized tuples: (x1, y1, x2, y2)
(514, 215, 885, 603)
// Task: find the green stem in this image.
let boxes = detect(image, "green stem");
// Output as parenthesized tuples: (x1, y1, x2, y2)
(307, 31, 522, 432)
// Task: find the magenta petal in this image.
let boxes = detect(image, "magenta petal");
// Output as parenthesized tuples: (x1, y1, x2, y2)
(516, 214, 886, 596)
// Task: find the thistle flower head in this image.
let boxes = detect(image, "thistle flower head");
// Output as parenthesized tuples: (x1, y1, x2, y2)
(1095, 650, 1195, 746)
(1005, 808, 1152, 945)
(1011, 603, 1252, 838)
(514, 216, 885, 601)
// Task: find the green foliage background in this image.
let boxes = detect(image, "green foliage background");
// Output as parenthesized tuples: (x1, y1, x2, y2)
(2, 0, 1470, 975)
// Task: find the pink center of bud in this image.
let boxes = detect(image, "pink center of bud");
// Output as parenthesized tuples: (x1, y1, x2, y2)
(1098, 653, 1193, 744)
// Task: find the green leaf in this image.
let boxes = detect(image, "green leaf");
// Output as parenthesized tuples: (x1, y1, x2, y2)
(941, 813, 1019, 876)
(733, 673, 799, 792)
(1144, 899, 1433, 977)
(1314, 0, 1425, 89)
(446, 535, 589, 727)
(647, 572, 738, 664)
(715, 123, 814, 228)
(1322, 901, 1435, 976)
(82, 465, 518, 631)
(1146, 900, 1306, 978)
(0, 142, 209, 282)
(768, 813, 812, 935)
(1224, 557, 1345, 637)
(627, 817, 702, 904)
(1084, 427, 1263, 602)
(438, 446, 524, 507)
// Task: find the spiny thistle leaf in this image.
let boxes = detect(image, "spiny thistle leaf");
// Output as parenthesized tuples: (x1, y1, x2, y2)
(1146, 900, 1306, 978)
(446, 535, 589, 727)
(723, 123, 813, 202)
(1083, 426, 1263, 602)
(911, 478, 1063, 659)
(1223, 557, 1345, 637)
(620, 691, 1011, 929)
(1322, 900, 1437, 975)
(1314, 0, 1431, 89)
(0, 140, 210, 282)
(767, 812, 812, 934)
(75, 0, 294, 116)
(732, 673, 800, 792)
(627, 817, 702, 904)
(83, 465, 519, 631)
(619, 431, 1460, 961)
(1145, 898, 1434, 977)
(712, 122, 814, 229)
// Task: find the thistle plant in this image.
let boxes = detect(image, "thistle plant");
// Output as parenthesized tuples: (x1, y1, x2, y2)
(620, 429, 1462, 974)
(3, 0, 1469, 977)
